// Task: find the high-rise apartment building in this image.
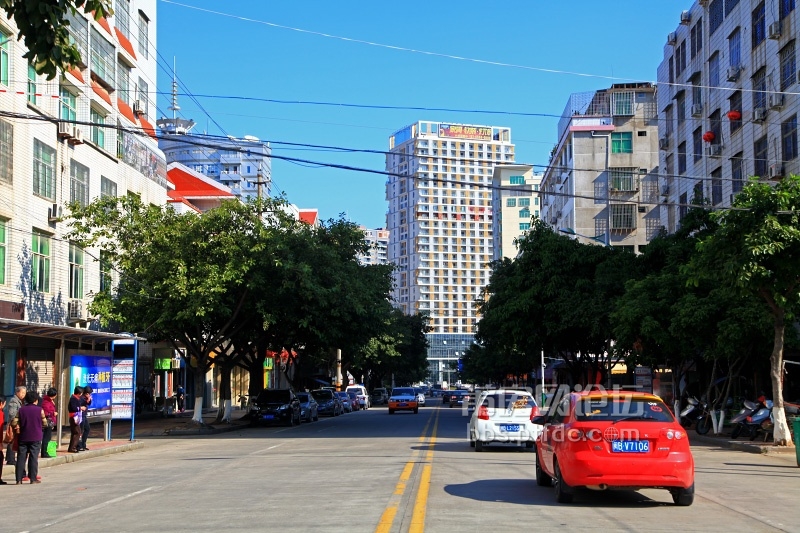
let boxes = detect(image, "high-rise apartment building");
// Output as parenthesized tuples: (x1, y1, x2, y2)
(540, 84, 662, 253)
(358, 226, 389, 266)
(657, 1, 798, 233)
(386, 121, 514, 383)
(491, 165, 543, 260)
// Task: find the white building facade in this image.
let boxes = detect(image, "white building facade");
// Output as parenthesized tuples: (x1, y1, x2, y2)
(491, 165, 543, 260)
(657, 0, 798, 232)
(358, 227, 389, 266)
(386, 121, 514, 383)
(540, 84, 662, 253)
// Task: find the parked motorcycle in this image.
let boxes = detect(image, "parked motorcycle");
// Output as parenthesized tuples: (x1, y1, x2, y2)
(741, 399, 774, 441)
(680, 396, 713, 435)
(729, 399, 759, 439)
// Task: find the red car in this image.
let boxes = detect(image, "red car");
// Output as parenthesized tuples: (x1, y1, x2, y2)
(535, 390, 694, 506)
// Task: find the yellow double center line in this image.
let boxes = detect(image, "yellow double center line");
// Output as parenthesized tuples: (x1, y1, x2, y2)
(375, 407, 440, 533)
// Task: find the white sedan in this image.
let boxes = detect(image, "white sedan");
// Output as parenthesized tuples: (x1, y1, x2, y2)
(468, 389, 543, 452)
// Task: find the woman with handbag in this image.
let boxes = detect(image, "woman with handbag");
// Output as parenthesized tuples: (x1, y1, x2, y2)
(41, 388, 58, 458)
(12, 391, 47, 484)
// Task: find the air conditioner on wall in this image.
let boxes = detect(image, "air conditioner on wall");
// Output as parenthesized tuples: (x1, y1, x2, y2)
(68, 300, 84, 321)
(726, 66, 741, 82)
(705, 144, 723, 157)
(768, 21, 782, 39)
(660, 184, 670, 196)
(753, 108, 767, 123)
(667, 32, 677, 45)
(769, 164, 784, 179)
(698, 0, 709, 6)
(659, 137, 669, 150)
(48, 203, 61, 222)
(680, 10, 691, 24)
(57, 121, 73, 139)
(769, 93, 784, 109)
(690, 103, 703, 117)
(132, 100, 144, 115)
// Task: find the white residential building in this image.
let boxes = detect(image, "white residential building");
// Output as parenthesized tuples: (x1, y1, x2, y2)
(491, 166, 543, 260)
(386, 121, 514, 383)
(657, 0, 798, 233)
(358, 227, 389, 266)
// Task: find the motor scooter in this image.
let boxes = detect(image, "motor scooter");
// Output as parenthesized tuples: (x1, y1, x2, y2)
(729, 399, 758, 439)
(741, 399, 773, 441)
(680, 396, 713, 435)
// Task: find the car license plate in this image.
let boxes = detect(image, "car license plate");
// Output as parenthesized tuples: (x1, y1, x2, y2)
(500, 424, 520, 432)
(399, 402, 407, 407)
(612, 440, 650, 453)
(263, 415, 274, 420)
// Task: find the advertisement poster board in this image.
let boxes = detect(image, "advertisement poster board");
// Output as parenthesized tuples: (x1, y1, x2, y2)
(69, 354, 113, 421)
(112, 358, 135, 419)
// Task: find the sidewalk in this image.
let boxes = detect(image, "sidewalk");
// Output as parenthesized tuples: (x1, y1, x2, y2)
(4, 408, 251, 479)
(690, 429, 798, 459)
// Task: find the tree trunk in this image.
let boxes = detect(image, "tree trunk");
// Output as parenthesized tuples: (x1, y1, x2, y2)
(192, 364, 206, 424)
(215, 365, 232, 423)
(770, 313, 793, 446)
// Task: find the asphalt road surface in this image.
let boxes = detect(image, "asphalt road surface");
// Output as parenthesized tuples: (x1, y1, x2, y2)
(4, 398, 800, 533)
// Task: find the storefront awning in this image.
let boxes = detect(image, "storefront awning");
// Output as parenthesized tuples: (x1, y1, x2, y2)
(0, 318, 143, 345)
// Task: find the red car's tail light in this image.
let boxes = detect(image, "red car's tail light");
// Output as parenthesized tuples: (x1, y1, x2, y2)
(566, 428, 583, 440)
(477, 405, 490, 420)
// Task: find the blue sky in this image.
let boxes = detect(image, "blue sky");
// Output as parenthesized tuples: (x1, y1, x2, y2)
(157, 1, 688, 229)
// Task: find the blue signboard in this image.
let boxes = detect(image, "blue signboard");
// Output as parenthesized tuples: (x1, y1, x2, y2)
(69, 355, 113, 421)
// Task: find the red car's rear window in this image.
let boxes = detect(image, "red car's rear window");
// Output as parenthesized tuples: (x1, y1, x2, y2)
(575, 397, 674, 422)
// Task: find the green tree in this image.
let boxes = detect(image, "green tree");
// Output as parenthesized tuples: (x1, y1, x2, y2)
(1, 0, 112, 79)
(691, 175, 800, 446)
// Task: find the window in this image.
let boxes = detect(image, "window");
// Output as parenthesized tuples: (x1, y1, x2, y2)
(611, 132, 632, 153)
(780, 0, 795, 20)
(90, 27, 114, 85)
(693, 127, 703, 162)
(534, 197, 539, 206)
(0, 118, 11, 184)
(101, 176, 117, 198)
(709, 52, 720, 88)
(60, 86, 77, 121)
(779, 41, 796, 91)
(610, 204, 636, 230)
(117, 62, 131, 104)
(115, 0, 130, 39)
(519, 209, 531, 218)
(726, 0, 740, 15)
(729, 28, 741, 68)
(137, 11, 149, 58)
(612, 91, 634, 115)
(90, 108, 105, 148)
(710, 0, 724, 35)
(752, 2, 766, 49)
(31, 231, 51, 293)
(711, 168, 723, 205)
(519, 223, 531, 231)
(136, 77, 148, 117)
(676, 40, 687, 76)
(508, 175, 525, 185)
(33, 139, 56, 200)
(691, 18, 703, 59)
(754, 135, 768, 178)
(782, 115, 798, 162)
(518, 198, 531, 207)
(27, 64, 37, 105)
(678, 142, 687, 174)
(691, 74, 702, 107)
(0, 218, 5, 284)
(729, 91, 743, 133)
(506, 198, 516, 207)
(668, 56, 674, 84)
(100, 251, 112, 292)
(69, 243, 84, 299)
(70, 159, 89, 207)
(731, 152, 745, 193)
(752, 68, 767, 109)
(679, 192, 688, 221)
(0, 28, 9, 86)
(676, 91, 686, 124)
(65, 10, 88, 63)
(710, 109, 722, 144)
(609, 167, 637, 191)
(665, 105, 674, 136)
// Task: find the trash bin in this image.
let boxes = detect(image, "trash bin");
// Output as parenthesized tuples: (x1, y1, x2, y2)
(794, 418, 800, 467)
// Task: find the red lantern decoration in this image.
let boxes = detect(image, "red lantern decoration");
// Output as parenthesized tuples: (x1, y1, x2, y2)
(702, 131, 715, 143)
(727, 110, 742, 121)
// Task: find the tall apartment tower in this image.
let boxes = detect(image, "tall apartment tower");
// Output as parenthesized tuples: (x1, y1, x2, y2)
(657, 1, 798, 233)
(386, 121, 514, 383)
(491, 165, 543, 260)
(357, 226, 390, 266)
(540, 84, 662, 253)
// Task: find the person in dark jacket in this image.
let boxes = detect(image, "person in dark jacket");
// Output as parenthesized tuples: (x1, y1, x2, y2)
(4, 385, 25, 466)
(78, 385, 93, 451)
(67, 386, 84, 453)
(12, 391, 46, 484)
(40, 388, 58, 458)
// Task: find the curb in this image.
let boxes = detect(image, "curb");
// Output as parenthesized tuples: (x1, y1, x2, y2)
(690, 432, 797, 455)
(5, 441, 145, 477)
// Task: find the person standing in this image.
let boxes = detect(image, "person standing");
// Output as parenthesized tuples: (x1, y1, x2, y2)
(78, 385, 92, 451)
(67, 386, 84, 453)
(176, 385, 185, 413)
(0, 396, 7, 484)
(40, 388, 57, 458)
(4, 386, 25, 466)
(12, 391, 46, 484)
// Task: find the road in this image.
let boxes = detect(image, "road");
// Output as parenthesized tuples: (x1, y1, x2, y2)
(4, 398, 800, 533)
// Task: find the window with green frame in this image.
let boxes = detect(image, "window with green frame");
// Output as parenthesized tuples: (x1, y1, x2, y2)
(0, 118, 12, 184)
(27, 64, 37, 105)
(611, 132, 633, 153)
(519, 222, 531, 231)
(506, 198, 516, 207)
(70, 159, 89, 207)
(69, 243, 84, 299)
(509, 175, 525, 185)
(90, 108, 105, 148)
(101, 175, 117, 198)
(0, 219, 6, 285)
(60, 86, 77, 121)
(33, 139, 56, 199)
(32, 231, 51, 293)
(0, 29, 9, 86)
(518, 198, 531, 207)
(519, 208, 531, 218)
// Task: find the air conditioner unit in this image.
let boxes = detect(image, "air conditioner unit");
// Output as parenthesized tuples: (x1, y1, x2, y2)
(47, 203, 61, 222)
(660, 184, 670, 196)
(769, 164, 784, 179)
(690, 103, 703, 117)
(68, 127, 84, 145)
(57, 121, 73, 139)
(705, 144, 723, 157)
(548, 216, 557, 225)
(68, 300, 84, 322)
(667, 32, 677, 45)
(659, 137, 670, 150)
(132, 99, 144, 115)
(680, 10, 691, 24)
(753, 108, 767, 123)
(769, 93, 784, 109)
(768, 21, 782, 39)
(698, 0, 709, 6)
(726, 66, 741, 82)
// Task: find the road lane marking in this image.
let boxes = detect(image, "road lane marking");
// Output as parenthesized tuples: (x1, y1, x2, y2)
(409, 408, 439, 533)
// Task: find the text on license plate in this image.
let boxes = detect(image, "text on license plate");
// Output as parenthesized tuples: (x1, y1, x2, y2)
(612, 440, 649, 453)
(263, 415, 274, 420)
(500, 424, 520, 432)
(399, 402, 407, 407)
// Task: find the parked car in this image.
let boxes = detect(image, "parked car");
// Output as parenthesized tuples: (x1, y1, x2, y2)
(468, 389, 542, 451)
(388, 387, 419, 414)
(414, 388, 426, 406)
(296, 392, 319, 422)
(371, 388, 389, 405)
(346, 385, 370, 409)
(336, 391, 353, 413)
(347, 391, 361, 411)
(535, 390, 694, 506)
(249, 389, 301, 427)
(449, 390, 471, 408)
(312, 389, 341, 417)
